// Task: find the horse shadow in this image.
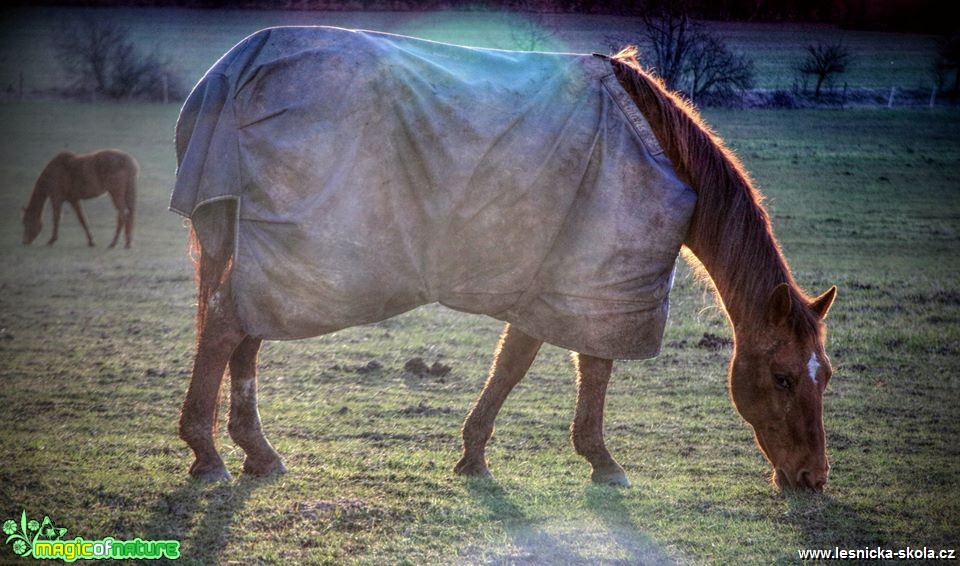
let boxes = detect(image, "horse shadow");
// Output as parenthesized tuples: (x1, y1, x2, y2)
(583, 485, 676, 565)
(144, 475, 275, 564)
(465, 478, 673, 565)
(781, 491, 890, 552)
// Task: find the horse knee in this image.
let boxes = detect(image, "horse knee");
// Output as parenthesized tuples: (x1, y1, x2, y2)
(461, 415, 492, 447)
(178, 416, 211, 446)
(571, 424, 605, 460)
(227, 415, 262, 444)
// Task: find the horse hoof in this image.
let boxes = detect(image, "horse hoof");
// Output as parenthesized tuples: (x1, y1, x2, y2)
(453, 457, 492, 478)
(242, 457, 286, 477)
(189, 464, 232, 482)
(591, 467, 631, 487)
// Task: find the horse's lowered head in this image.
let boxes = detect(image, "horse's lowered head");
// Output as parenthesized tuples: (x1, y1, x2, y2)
(729, 283, 837, 492)
(21, 206, 42, 245)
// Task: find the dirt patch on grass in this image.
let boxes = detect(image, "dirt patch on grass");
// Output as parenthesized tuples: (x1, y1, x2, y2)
(291, 498, 401, 531)
(905, 290, 960, 305)
(355, 360, 383, 374)
(403, 357, 451, 377)
(399, 400, 453, 416)
(697, 333, 733, 350)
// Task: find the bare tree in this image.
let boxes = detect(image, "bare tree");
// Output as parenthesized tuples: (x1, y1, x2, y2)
(55, 19, 183, 102)
(796, 42, 852, 98)
(931, 33, 960, 94)
(606, 4, 755, 103)
(638, 6, 696, 89)
(504, 3, 559, 51)
(685, 33, 754, 102)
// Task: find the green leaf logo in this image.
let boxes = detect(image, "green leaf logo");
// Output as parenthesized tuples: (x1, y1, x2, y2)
(3, 511, 66, 558)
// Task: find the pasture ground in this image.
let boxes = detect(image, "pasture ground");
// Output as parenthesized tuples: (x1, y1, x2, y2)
(0, 10, 958, 564)
(0, 100, 958, 564)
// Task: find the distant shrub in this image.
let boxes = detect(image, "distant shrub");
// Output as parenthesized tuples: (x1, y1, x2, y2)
(931, 33, 960, 94)
(54, 19, 185, 102)
(768, 90, 798, 109)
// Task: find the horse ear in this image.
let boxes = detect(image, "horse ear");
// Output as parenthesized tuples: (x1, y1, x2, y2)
(766, 283, 792, 326)
(809, 286, 837, 320)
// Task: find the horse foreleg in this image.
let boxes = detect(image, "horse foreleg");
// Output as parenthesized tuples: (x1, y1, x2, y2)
(122, 206, 134, 249)
(69, 201, 95, 247)
(571, 353, 630, 486)
(227, 336, 286, 477)
(108, 210, 123, 248)
(179, 286, 246, 481)
(454, 324, 542, 478)
(47, 200, 62, 246)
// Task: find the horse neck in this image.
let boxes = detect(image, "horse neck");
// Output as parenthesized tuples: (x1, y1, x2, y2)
(613, 61, 800, 330)
(24, 175, 52, 220)
(683, 193, 795, 331)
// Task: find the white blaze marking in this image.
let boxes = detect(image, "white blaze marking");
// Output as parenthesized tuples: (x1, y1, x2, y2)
(807, 353, 820, 384)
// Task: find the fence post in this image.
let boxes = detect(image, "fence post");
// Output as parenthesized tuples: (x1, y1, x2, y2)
(887, 86, 896, 108)
(929, 87, 937, 108)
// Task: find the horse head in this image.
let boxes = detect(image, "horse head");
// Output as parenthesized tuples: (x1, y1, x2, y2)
(22, 206, 42, 245)
(729, 283, 837, 492)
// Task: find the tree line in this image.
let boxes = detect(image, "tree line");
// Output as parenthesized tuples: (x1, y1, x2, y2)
(41, 5, 960, 105)
(24, 0, 957, 33)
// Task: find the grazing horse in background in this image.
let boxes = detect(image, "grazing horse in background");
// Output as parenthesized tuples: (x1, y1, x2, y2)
(172, 28, 837, 492)
(21, 149, 138, 248)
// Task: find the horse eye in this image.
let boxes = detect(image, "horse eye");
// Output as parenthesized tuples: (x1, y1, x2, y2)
(773, 373, 792, 391)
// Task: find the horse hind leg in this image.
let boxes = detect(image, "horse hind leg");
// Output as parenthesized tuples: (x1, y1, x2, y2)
(227, 336, 286, 477)
(571, 353, 630, 487)
(122, 173, 135, 248)
(179, 279, 246, 481)
(454, 324, 542, 478)
(106, 173, 134, 248)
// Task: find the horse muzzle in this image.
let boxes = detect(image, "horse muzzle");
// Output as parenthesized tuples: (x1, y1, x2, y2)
(775, 466, 828, 493)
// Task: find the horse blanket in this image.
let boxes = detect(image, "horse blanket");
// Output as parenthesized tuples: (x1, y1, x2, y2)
(171, 26, 696, 360)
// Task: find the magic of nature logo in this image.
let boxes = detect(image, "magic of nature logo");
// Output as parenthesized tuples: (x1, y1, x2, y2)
(3, 511, 180, 561)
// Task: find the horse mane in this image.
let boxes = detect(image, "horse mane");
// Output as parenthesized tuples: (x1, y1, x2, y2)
(609, 48, 820, 339)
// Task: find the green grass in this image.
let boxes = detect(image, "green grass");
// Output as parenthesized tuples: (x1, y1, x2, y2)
(0, 83, 958, 566)
(0, 7, 941, 95)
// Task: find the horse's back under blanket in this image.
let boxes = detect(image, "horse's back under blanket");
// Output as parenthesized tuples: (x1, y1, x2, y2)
(171, 26, 696, 360)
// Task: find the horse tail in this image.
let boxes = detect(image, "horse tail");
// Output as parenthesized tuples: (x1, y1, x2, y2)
(188, 203, 234, 342)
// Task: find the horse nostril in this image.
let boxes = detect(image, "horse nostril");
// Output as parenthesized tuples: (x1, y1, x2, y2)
(797, 469, 827, 492)
(775, 468, 790, 488)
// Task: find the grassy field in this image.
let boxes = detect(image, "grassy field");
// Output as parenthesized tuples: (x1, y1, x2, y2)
(0, 7, 942, 95)
(0, 10, 959, 565)
(0, 98, 958, 563)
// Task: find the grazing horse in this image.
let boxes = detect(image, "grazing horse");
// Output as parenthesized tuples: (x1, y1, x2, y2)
(21, 149, 138, 248)
(172, 28, 837, 492)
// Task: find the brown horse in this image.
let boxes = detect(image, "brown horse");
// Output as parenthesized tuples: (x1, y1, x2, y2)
(21, 149, 138, 248)
(174, 30, 837, 492)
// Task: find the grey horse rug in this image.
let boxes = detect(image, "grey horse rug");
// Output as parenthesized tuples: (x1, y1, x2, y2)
(171, 26, 696, 360)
